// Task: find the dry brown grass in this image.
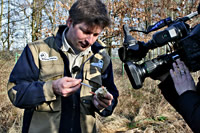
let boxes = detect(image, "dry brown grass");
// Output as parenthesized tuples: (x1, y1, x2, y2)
(97, 59, 193, 133)
(0, 52, 23, 133)
(0, 54, 196, 133)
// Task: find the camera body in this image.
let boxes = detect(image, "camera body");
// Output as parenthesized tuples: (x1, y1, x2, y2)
(118, 7, 200, 89)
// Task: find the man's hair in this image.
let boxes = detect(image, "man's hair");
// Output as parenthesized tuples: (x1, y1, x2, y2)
(69, 0, 111, 29)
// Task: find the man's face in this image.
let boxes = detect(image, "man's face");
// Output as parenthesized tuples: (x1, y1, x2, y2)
(66, 19, 103, 52)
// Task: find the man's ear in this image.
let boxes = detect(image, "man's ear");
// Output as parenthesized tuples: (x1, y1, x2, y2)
(66, 17, 73, 27)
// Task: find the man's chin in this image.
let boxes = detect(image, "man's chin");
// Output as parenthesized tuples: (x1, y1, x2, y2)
(80, 47, 87, 52)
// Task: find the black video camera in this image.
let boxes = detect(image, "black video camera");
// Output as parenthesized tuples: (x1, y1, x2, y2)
(118, 4, 200, 89)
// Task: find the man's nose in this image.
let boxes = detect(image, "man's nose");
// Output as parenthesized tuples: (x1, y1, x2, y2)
(86, 34, 94, 44)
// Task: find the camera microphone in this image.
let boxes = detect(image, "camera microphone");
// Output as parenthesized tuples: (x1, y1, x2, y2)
(181, 3, 199, 22)
(72, 66, 80, 74)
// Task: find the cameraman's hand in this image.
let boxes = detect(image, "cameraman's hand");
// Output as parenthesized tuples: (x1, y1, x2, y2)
(52, 77, 81, 97)
(170, 59, 196, 95)
(92, 91, 113, 110)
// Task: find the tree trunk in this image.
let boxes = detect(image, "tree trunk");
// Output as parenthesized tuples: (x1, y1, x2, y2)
(52, 0, 56, 31)
(7, 0, 11, 51)
(0, 0, 3, 40)
(31, 0, 36, 41)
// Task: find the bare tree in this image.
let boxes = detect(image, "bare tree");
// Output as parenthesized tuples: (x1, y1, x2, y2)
(0, 0, 3, 40)
(0, 0, 198, 52)
(7, 0, 11, 50)
(0, 0, 3, 50)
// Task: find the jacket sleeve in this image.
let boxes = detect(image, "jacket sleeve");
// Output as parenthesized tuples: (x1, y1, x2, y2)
(158, 75, 200, 133)
(7, 45, 56, 109)
(98, 60, 119, 116)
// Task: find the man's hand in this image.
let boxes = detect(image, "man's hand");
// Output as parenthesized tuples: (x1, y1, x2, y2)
(170, 59, 196, 95)
(92, 90, 113, 110)
(52, 77, 81, 97)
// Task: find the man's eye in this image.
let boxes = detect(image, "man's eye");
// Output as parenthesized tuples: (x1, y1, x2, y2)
(93, 33, 99, 36)
(81, 29, 90, 34)
(85, 31, 91, 34)
(80, 28, 99, 36)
